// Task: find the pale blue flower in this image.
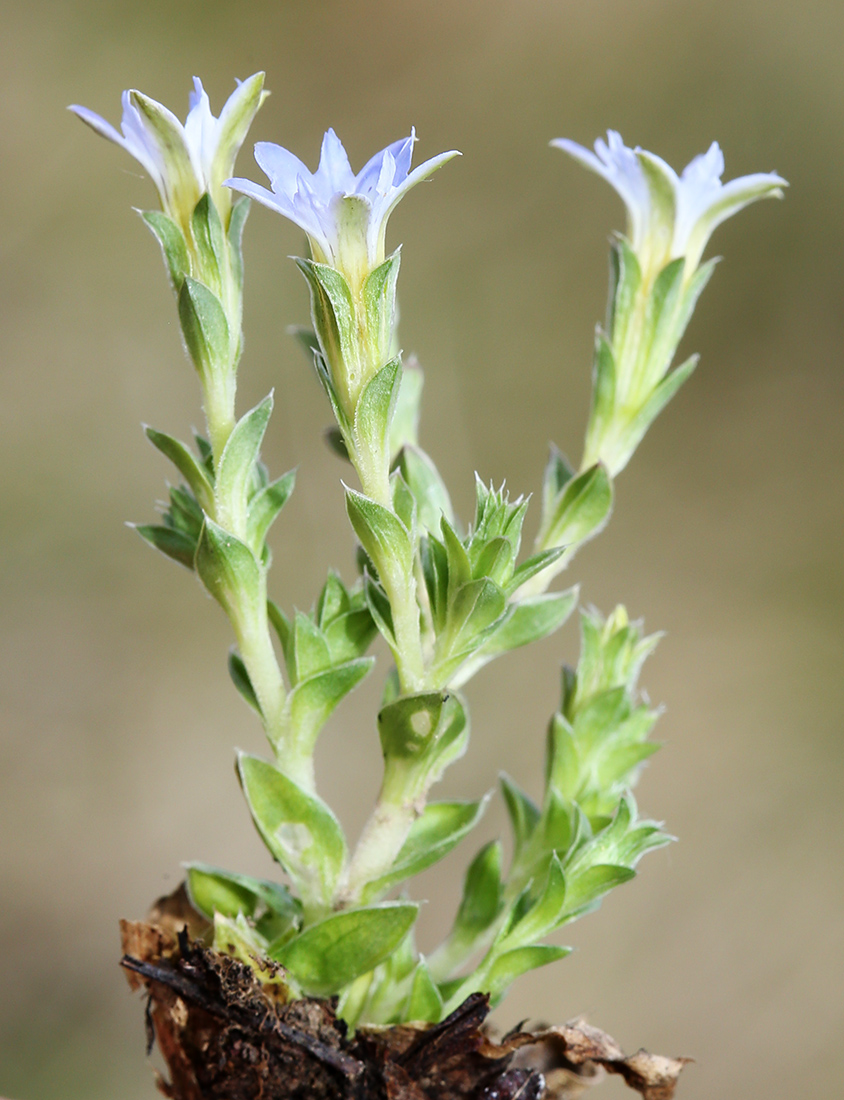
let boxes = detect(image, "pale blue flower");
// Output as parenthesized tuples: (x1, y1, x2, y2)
(70, 74, 266, 228)
(552, 131, 786, 279)
(227, 129, 460, 288)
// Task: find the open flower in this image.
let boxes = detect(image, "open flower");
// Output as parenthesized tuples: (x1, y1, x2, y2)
(552, 131, 786, 280)
(227, 128, 460, 290)
(70, 74, 267, 230)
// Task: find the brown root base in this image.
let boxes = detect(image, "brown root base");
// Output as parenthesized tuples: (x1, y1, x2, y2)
(121, 897, 689, 1100)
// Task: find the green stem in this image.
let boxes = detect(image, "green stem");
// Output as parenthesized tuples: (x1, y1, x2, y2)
(233, 578, 315, 792)
(356, 456, 392, 512)
(387, 574, 426, 694)
(339, 798, 418, 907)
(203, 371, 238, 461)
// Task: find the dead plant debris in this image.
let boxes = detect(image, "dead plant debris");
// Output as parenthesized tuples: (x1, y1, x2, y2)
(120, 894, 689, 1100)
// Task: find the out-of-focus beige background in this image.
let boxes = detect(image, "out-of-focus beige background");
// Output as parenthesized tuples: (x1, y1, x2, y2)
(1, 1, 842, 1097)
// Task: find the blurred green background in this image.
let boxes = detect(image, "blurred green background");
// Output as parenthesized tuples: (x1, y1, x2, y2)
(1, 1, 842, 1097)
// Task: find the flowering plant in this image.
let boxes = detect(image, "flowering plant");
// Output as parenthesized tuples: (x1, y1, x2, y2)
(73, 75, 784, 1070)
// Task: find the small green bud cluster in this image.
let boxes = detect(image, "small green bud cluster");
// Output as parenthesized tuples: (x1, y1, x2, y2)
(74, 86, 783, 1027)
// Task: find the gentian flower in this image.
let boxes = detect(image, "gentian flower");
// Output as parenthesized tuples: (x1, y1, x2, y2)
(70, 74, 267, 231)
(552, 131, 786, 281)
(227, 128, 460, 290)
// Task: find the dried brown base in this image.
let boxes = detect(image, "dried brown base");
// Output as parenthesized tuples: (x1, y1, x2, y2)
(121, 893, 688, 1100)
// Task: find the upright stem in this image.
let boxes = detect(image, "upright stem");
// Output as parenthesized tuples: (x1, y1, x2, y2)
(338, 762, 422, 906)
(386, 576, 426, 694)
(339, 798, 418, 906)
(203, 371, 238, 460)
(203, 364, 306, 789)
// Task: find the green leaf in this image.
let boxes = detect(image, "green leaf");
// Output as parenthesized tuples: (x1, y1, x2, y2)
(540, 786, 575, 856)
(572, 686, 629, 753)
(271, 903, 418, 996)
(267, 599, 293, 669)
(195, 517, 262, 620)
(291, 611, 332, 683)
(436, 978, 465, 1005)
(238, 753, 347, 904)
(541, 463, 613, 551)
(503, 855, 568, 946)
(487, 589, 577, 657)
(452, 840, 504, 938)
(165, 485, 204, 537)
(362, 572, 395, 647)
(141, 209, 189, 289)
(546, 714, 582, 799)
(389, 360, 424, 457)
(345, 486, 413, 580)
(361, 250, 401, 364)
(607, 236, 642, 348)
(672, 257, 717, 348)
(316, 570, 349, 625)
(323, 608, 378, 664)
(415, 850, 495, 991)
(642, 256, 686, 377)
(404, 959, 444, 1023)
(184, 862, 300, 928)
(211, 913, 283, 977)
(190, 192, 226, 289)
(597, 739, 660, 788)
(247, 468, 296, 551)
(378, 692, 445, 760)
(312, 350, 353, 441)
(226, 196, 251, 293)
(397, 445, 455, 534)
(228, 649, 260, 713)
(336, 970, 375, 1030)
(134, 524, 197, 569)
(144, 427, 214, 512)
(178, 275, 230, 379)
(621, 355, 698, 460)
(505, 547, 567, 596)
(500, 773, 540, 857)
(485, 944, 571, 1002)
(420, 534, 449, 634)
(378, 692, 469, 790)
(442, 578, 507, 661)
(288, 658, 375, 752)
(362, 797, 489, 903)
(441, 519, 472, 593)
(563, 863, 635, 917)
(295, 259, 358, 406)
(472, 536, 514, 587)
(541, 444, 575, 520)
(449, 589, 578, 690)
(193, 432, 215, 476)
(472, 478, 529, 551)
(354, 357, 402, 472)
(215, 394, 274, 536)
(390, 470, 417, 537)
(422, 692, 471, 783)
(589, 330, 617, 438)
(575, 794, 634, 863)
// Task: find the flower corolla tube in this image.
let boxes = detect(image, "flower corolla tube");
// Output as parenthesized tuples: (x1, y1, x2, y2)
(227, 128, 460, 289)
(552, 131, 787, 280)
(70, 74, 266, 229)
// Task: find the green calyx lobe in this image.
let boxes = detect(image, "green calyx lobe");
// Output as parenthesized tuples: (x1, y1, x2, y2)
(296, 250, 400, 423)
